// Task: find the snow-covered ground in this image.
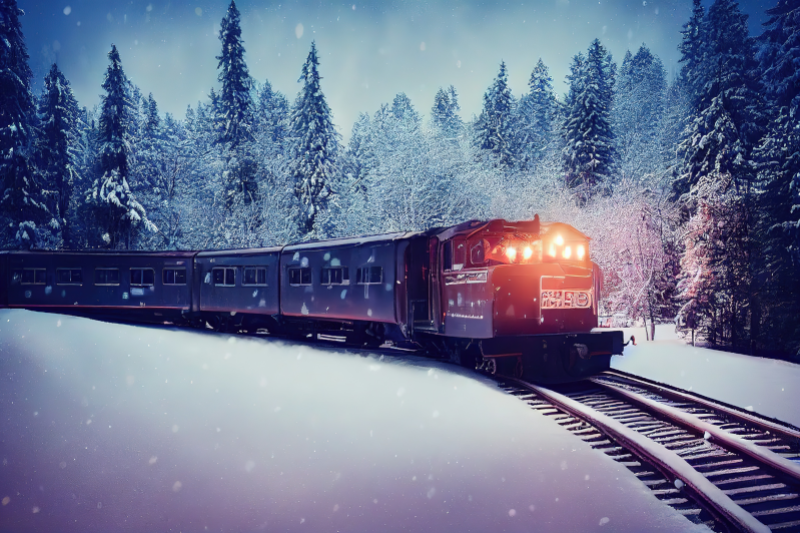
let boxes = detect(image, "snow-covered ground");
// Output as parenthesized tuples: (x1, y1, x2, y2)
(0, 309, 704, 533)
(613, 325, 800, 428)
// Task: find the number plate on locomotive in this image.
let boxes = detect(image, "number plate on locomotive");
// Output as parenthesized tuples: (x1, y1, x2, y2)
(541, 290, 592, 309)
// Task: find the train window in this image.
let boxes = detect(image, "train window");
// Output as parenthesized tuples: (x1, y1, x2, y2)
(288, 267, 311, 286)
(242, 267, 267, 286)
(130, 268, 155, 287)
(21, 268, 47, 285)
(56, 268, 83, 285)
(356, 266, 383, 285)
(453, 238, 466, 270)
(470, 240, 485, 266)
(212, 267, 236, 287)
(321, 267, 349, 286)
(163, 268, 187, 285)
(94, 268, 120, 286)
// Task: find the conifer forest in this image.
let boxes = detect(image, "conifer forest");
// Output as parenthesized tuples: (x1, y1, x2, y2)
(1, 0, 799, 358)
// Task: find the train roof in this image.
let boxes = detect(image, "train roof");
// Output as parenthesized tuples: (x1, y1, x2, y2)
(0, 249, 198, 258)
(195, 246, 283, 257)
(282, 231, 421, 252)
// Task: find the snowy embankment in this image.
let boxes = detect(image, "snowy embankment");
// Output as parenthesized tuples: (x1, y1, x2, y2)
(612, 325, 800, 428)
(0, 309, 704, 533)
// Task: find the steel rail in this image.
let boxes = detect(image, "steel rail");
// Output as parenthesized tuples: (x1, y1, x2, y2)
(602, 370, 800, 442)
(591, 379, 800, 483)
(506, 377, 772, 533)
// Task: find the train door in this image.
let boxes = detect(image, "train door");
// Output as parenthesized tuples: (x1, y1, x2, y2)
(429, 237, 442, 333)
(406, 237, 434, 331)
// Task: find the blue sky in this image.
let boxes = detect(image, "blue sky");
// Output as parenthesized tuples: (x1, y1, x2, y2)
(19, 0, 770, 137)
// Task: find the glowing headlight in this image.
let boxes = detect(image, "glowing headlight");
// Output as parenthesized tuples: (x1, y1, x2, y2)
(577, 245, 586, 260)
(548, 244, 556, 257)
(554, 234, 564, 246)
(523, 246, 533, 260)
(506, 246, 517, 261)
(563, 246, 572, 259)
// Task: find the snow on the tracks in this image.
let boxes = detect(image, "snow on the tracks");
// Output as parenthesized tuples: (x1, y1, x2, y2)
(0, 309, 704, 532)
(613, 324, 800, 428)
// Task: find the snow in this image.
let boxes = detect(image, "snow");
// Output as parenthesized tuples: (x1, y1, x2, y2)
(612, 324, 800, 427)
(0, 309, 704, 533)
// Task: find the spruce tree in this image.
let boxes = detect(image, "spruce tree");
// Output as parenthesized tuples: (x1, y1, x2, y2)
(514, 59, 557, 170)
(613, 45, 667, 185)
(675, 0, 765, 351)
(36, 63, 80, 247)
(678, 0, 707, 107)
(753, 0, 800, 356)
(216, 0, 252, 148)
(431, 85, 462, 139)
(255, 79, 289, 150)
(474, 62, 514, 168)
(0, 0, 53, 248)
(89, 45, 152, 249)
(562, 39, 616, 197)
(287, 41, 340, 237)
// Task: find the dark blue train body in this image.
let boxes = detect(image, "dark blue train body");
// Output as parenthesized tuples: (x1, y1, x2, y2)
(0, 219, 625, 383)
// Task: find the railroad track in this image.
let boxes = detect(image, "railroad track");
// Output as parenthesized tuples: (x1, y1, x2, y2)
(497, 371, 800, 533)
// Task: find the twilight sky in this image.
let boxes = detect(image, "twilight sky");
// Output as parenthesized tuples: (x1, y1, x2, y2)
(19, 0, 770, 139)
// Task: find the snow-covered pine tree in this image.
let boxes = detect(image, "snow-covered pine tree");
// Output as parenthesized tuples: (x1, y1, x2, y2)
(474, 62, 515, 168)
(678, 0, 707, 108)
(35, 63, 81, 247)
(753, 0, 800, 356)
(255, 79, 289, 152)
(88, 45, 153, 249)
(287, 41, 340, 238)
(675, 0, 764, 203)
(215, 0, 257, 214)
(430, 85, 463, 140)
(216, 0, 252, 149)
(562, 39, 616, 199)
(675, 0, 765, 351)
(514, 58, 557, 170)
(613, 45, 667, 186)
(0, 0, 55, 249)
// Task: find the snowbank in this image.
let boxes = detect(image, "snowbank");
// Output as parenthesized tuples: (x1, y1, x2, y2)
(613, 324, 800, 427)
(0, 310, 705, 533)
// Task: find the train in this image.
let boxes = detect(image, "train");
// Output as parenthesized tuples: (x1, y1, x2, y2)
(0, 217, 626, 383)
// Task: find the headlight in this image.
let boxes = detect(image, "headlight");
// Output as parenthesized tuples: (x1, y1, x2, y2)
(505, 246, 517, 261)
(577, 245, 585, 260)
(548, 244, 556, 257)
(523, 246, 533, 260)
(554, 234, 564, 246)
(563, 246, 572, 259)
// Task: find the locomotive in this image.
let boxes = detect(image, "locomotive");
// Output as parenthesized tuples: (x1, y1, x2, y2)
(0, 217, 625, 383)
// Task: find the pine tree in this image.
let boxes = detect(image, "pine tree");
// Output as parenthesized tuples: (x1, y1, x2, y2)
(562, 39, 616, 197)
(514, 58, 557, 170)
(36, 63, 81, 247)
(89, 45, 153, 249)
(753, 0, 800, 356)
(613, 45, 667, 185)
(474, 62, 515, 168)
(255, 79, 289, 151)
(216, 0, 252, 148)
(675, 0, 764, 201)
(431, 85, 462, 139)
(287, 41, 340, 237)
(678, 0, 707, 107)
(0, 0, 54, 248)
(675, 0, 765, 351)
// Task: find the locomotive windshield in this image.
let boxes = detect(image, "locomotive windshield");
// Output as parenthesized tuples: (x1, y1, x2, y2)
(469, 232, 542, 266)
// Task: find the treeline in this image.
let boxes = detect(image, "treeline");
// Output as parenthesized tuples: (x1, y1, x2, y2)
(0, 0, 798, 358)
